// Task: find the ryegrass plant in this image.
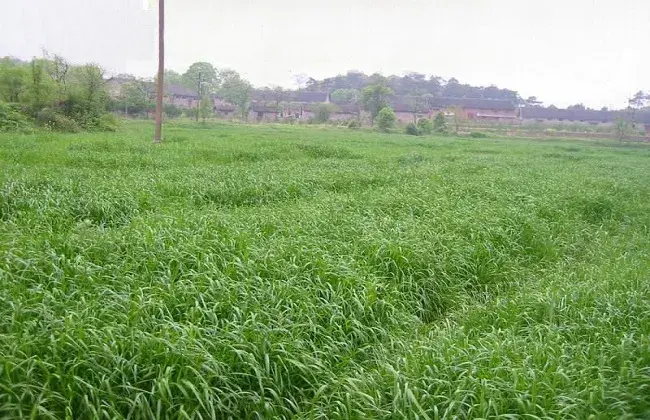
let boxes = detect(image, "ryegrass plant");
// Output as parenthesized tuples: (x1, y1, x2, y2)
(1, 121, 650, 418)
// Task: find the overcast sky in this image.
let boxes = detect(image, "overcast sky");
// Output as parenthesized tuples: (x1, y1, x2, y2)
(1, 0, 648, 108)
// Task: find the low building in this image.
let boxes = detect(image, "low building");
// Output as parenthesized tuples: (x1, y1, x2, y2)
(330, 104, 359, 121)
(430, 98, 518, 122)
(520, 107, 616, 125)
(165, 85, 198, 108)
(250, 104, 278, 122)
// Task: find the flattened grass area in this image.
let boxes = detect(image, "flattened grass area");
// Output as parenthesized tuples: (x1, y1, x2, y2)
(1, 121, 650, 418)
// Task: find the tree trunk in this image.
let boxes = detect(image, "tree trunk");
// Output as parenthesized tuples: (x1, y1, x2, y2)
(153, 0, 164, 143)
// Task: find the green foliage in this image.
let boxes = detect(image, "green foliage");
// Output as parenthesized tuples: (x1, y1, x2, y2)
(331, 88, 360, 103)
(1, 121, 650, 418)
(417, 117, 433, 134)
(470, 131, 488, 138)
(0, 57, 28, 102)
(182, 62, 219, 96)
(314, 103, 337, 123)
(376, 106, 396, 132)
(433, 111, 448, 133)
(0, 103, 33, 132)
(164, 103, 182, 118)
(405, 122, 420, 136)
(36, 108, 81, 132)
(615, 117, 629, 142)
(347, 119, 361, 129)
(120, 80, 153, 116)
(24, 59, 56, 112)
(219, 70, 252, 118)
(199, 96, 213, 123)
(361, 79, 393, 124)
(0, 55, 113, 133)
(97, 113, 119, 132)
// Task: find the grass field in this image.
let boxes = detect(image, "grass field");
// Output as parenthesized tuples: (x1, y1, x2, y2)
(1, 121, 650, 419)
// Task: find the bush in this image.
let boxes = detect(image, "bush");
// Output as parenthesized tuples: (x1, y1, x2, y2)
(164, 104, 182, 119)
(433, 112, 448, 133)
(314, 104, 334, 123)
(417, 118, 433, 135)
(405, 122, 420, 136)
(347, 119, 361, 129)
(36, 108, 81, 133)
(185, 108, 198, 119)
(97, 113, 119, 132)
(376, 107, 396, 132)
(470, 131, 488, 138)
(0, 103, 34, 133)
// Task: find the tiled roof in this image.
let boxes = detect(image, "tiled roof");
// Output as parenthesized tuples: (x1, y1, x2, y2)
(167, 84, 198, 98)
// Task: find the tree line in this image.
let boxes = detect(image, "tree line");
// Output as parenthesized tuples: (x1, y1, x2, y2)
(0, 53, 117, 132)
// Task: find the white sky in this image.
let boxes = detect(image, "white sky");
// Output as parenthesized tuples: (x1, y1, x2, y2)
(1, 0, 648, 108)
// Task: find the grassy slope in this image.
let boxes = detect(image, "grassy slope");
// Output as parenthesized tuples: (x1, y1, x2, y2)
(1, 121, 650, 419)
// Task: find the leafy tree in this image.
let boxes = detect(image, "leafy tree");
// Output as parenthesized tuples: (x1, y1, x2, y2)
(0, 57, 27, 102)
(376, 107, 396, 132)
(164, 104, 182, 118)
(182, 62, 218, 121)
(524, 96, 542, 107)
(198, 95, 213, 123)
(314, 103, 338, 123)
(433, 112, 447, 133)
(567, 103, 586, 111)
(628, 91, 648, 110)
(407, 91, 432, 122)
(615, 117, 629, 143)
(63, 64, 108, 126)
(164, 69, 182, 86)
(24, 59, 56, 112)
(219, 70, 252, 119)
(43, 52, 70, 98)
(361, 79, 393, 125)
(121, 80, 152, 116)
(270, 85, 286, 121)
(405, 122, 419, 136)
(182, 62, 218, 96)
(331, 88, 360, 103)
(417, 118, 433, 135)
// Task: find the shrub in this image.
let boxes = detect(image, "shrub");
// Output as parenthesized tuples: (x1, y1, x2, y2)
(433, 112, 448, 133)
(347, 119, 361, 129)
(376, 107, 396, 132)
(164, 104, 182, 119)
(470, 131, 488, 138)
(0, 103, 34, 133)
(417, 118, 433, 135)
(36, 108, 81, 133)
(314, 104, 332, 123)
(405, 122, 420, 136)
(97, 113, 119, 132)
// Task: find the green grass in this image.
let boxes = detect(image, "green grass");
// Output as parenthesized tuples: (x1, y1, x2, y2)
(1, 121, 650, 419)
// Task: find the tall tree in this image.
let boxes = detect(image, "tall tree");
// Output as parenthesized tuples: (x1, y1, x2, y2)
(25, 59, 55, 111)
(628, 91, 648, 110)
(219, 70, 252, 119)
(524, 96, 542, 107)
(407, 91, 432, 122)
(0, 57, 27, 102)
(182, 62, 218, 97)
(361, 78, 393, 125)
(121, 80, 152, 116)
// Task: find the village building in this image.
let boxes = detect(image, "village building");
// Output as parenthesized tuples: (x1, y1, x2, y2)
(429, 98, 518, 122)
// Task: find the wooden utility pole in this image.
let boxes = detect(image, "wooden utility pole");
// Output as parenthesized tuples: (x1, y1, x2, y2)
(154, 0, 164, 143)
